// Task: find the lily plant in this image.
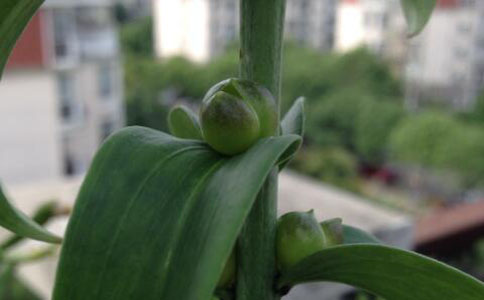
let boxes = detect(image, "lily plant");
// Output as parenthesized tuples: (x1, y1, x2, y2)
(1, 0, 484, 299)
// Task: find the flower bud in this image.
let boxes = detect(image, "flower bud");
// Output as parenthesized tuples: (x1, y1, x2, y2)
(276, 210, 326, 271)
(200, 78, 278, 155)
(320, 218, 343, 247)
(217, 248, 236, 288)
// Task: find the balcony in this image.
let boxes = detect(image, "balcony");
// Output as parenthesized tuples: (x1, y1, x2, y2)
(77, 29, 119, 59)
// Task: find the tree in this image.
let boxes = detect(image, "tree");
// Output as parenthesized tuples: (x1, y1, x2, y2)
(120, 16, 153, 57)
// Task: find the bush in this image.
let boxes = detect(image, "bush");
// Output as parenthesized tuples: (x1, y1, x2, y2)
(389, 112, 484, 186)
(120, 17, 153, 57)
(355, 100, 404, 164)
(291, 146, 359, 192)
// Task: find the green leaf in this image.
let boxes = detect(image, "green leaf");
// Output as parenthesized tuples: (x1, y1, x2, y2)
(53, 126, 300, 300)
(279, 245, 484, 300)
(1, 201, 59, 250)
(168, 105, 203, 140)
(281, 97, 305, 137)
(400, 0, 436, 37)
(279, 97, 304, 169)
(0, 185, 61, 244)
(342, 225, 381, 245)
(0, 0, 44, 78)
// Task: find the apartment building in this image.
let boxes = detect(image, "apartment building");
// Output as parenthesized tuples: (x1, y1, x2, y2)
(0, 0, 124, 186)
(335, 0, 407, 70)
(153, 0, 336, 62)
(405, 0, 484, 110)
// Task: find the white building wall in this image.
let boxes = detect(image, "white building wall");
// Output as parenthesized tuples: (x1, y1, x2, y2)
(0, 70, 63, 185)
(155, 0, 210, 62)
(336, 0, 404, 54)
(335, 1, 365, 51)
(154, 0, 336, 62)
(405, 2, 483, 109)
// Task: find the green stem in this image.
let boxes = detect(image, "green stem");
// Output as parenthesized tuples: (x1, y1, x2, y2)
(237, 1, 286, 299)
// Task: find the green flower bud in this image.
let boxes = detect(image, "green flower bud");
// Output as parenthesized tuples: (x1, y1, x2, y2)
(217, 248, 236, 288)
(276, 210, 326, 271)
(200, 78, 278, 155)
(320, 218, 343, 247)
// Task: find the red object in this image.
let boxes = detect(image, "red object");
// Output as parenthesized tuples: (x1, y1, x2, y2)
(6, 11, 48, 69)
(416, 201, 484, 245)
(341, 0, 359, 4)
(437, 0, 458, 9)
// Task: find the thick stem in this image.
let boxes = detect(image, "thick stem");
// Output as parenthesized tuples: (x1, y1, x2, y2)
(237, 1, 286, 299)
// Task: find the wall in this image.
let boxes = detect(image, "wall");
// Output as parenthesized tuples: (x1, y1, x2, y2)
(0, 70, 62, 185)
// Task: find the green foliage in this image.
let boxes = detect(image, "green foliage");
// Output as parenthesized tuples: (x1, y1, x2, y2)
(281, 46, 401, 114)
(120, 17, 153, 56)
(291, 146, 359, 191)
(461, 92, 484, 124)
(0, 0, 44, 78)
(168, 105, 203, 140)
(390, 112, 484, 185)
(355, 100, 404, 163)
(53, 126, 300, 300)
(0, 266, 42, 300)
(400, 0, 437, 37)
(3, 3, 484, 300)
(281, 97, 305, 137)
(279, 244, 484, 300)
(0, 185, 61, 244)
(390, 112, 459, 166)
(1, 201, 59, 250)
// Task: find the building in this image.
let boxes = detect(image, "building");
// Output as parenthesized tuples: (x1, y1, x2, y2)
(405, 0, 484, 110)
(153, 0, 337, 62)
(0, 0, 124, 186)
(335, 0, 407, 70)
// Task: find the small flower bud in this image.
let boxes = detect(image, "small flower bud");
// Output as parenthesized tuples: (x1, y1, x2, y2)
(200, 78, 278, 155)
(276, 210, 326, 271)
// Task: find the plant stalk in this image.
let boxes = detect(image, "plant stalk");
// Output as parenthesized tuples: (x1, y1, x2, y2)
(237, 1, 286, 299)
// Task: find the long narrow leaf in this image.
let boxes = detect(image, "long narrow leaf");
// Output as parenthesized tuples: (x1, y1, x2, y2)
(0, 186, 61, 244)
(280, 97, 305, 169)
(53, 126, 300, 300)
(279, 244, 484, 300)
(281, 97, 305, 137)
(0, 0, 44, 78)
(400, 0, 436, 37)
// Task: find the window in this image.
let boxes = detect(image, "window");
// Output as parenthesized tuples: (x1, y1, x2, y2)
(98, 63, 113, 99)
(76, 7, 110, 31)
(52, 8, 76, 61)
(57, 72, 76, 121)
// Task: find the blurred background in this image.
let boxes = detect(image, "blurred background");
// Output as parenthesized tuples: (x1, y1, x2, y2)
(1, 0, 484, 299)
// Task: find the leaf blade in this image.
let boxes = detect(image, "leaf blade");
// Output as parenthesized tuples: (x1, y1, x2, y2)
(168, 105, 203, 140)
(281, 97, 305, 137)
(279, 244, 484, 300)
(400, 0, 437, 37)
(280, 97, 305, 169)
(0, 185, 61, 244)
(0, 0, 44, 78)
(53, 127, 301, 300)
